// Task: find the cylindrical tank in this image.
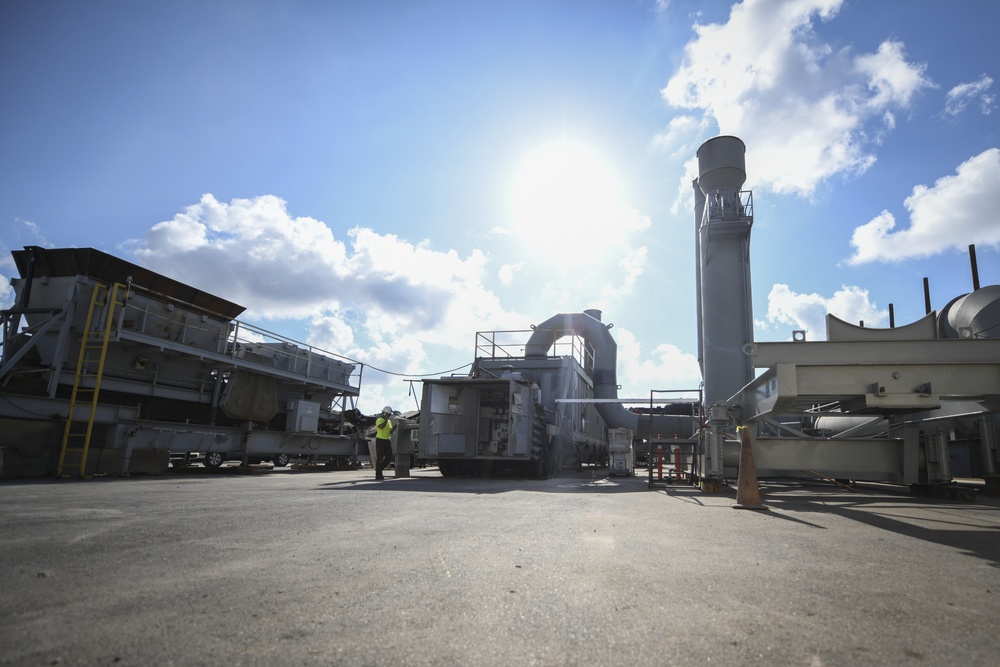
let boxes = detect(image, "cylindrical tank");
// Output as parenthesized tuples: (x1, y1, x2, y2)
(697, 136, 746, 194)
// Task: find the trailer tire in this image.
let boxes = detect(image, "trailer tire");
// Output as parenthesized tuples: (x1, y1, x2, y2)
(273, 453, 290, 467)
(204, 452, 224, 469)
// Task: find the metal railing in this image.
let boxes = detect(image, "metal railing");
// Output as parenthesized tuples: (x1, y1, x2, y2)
(474, 329, 595, 373)
(115, 282, 363, 391)
(646, 388, 703, 488)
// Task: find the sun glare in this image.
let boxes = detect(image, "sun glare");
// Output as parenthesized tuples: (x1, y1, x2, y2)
(509, 139, 625, 255)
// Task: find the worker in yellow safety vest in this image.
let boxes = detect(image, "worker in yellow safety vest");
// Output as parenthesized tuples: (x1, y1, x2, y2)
(374, 406, 396, 480)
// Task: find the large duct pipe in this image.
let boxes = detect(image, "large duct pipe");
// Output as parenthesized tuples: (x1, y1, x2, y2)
(525, 311, 638, 432)
(938, 285, 1000, 339)
(524, 311, 696, 440)
(694, 136, 754, 406)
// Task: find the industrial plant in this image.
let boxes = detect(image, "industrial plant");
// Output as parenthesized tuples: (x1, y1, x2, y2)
(2, 137, 998, 497)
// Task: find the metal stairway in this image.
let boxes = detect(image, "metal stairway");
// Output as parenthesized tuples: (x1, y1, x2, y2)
(56, 282, 127, 478)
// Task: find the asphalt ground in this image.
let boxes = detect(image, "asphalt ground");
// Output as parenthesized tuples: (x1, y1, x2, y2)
(2, 465, 999, 667)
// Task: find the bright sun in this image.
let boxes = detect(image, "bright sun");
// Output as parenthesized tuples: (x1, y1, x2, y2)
(509, 139, 624, 254)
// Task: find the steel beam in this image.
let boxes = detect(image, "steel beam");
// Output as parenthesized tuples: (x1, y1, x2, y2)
(737, 361, 1000, 419)
(0, 393, 139, 424)
(744, 339, 1000, 368)
(753, 437, 908, 481)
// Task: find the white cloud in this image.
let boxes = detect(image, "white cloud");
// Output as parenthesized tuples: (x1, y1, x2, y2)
(0, 220, 53, 309)
(0, 253, 14, 308)
(615, 327, 702, 397)
(612, 246, 648, 295)
(943, 74, 995, 117)
(670, 155, 700, 216)
(498, 261, 522, 284)
(764, 283, 886, 339)
(13, 180, 591, 415)
(499, 139, 655, 311)
(129, 193, 529, 412)
(652, 115, 710, 157)
(661, 0, 932, 197)
(854, 40, 928, 109)
(848, 148, 1000, 264)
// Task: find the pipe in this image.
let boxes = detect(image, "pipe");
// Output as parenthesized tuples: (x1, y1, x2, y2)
(889, 303, 895, 328)
(924, 277, 932, 314)
(16, 246, 40, 310)
(694, 181, 706, 378)
(970, 244, 981, 291)
(525, 311, 638, 431)
(938, 285, 1000, 339)
(524, 311, 696, 439)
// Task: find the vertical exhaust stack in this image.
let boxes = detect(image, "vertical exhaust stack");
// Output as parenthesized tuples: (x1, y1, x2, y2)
(694, 136, 755, 407)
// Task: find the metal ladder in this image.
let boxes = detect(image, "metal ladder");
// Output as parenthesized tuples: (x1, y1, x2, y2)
(56, 282, 127, 478)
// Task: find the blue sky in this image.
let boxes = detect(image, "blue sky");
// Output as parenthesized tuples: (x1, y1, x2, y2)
(2, 0, 998, 414)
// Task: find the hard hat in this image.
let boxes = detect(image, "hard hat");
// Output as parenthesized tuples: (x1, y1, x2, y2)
(382, 406, 392, 415)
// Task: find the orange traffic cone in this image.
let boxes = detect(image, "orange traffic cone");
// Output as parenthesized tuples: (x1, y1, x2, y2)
(733, 426, 768, 511)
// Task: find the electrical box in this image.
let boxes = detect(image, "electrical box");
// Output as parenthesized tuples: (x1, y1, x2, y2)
(286, 400, 320, 433)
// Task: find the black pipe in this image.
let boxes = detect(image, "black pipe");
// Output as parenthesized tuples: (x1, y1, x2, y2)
(16, 245, 40, 309)
(889, 303, 895, 328)
(969, 244, 981, 291)
(923, 277, 932, 314)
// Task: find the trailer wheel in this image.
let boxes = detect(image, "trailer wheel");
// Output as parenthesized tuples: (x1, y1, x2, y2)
(204, 452, 224, 469)
(273, 453, 290, 467)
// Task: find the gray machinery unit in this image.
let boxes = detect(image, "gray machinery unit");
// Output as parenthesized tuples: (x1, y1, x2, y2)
(419, 310, 702, 478)
(608, 427, 635, 477)
(691, 137, 1000, 490)
(0, 246, 365, 477)
(419, 315, 617, 477)
(420, 373, 554, 477)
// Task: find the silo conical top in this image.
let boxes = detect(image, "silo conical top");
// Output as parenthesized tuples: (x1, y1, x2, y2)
(697, 136, 746, 194)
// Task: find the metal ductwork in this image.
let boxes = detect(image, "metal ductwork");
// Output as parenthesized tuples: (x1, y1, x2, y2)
(938, 285, 1000, 339)
(524, 311, 696, 441)
(525, 310, 638, 432)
